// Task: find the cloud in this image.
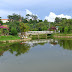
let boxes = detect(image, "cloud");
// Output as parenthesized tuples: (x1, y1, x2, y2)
(25, 9, 32, 15)
(25, 9, 39, 19)
(0, 9, 38, 19)
(44, 12, 71, 22)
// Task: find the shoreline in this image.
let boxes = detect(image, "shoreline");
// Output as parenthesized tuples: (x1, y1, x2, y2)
(0, 38, 31, 43)
(54, 36, 72, 38)
(53, 33, 72, 38)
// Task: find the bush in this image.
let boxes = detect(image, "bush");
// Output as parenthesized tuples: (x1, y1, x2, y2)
(64, 26, 68, 34)
(3, 29, 9, 35)
(11, 27, 18, 35)
(0, 30, 2, 35)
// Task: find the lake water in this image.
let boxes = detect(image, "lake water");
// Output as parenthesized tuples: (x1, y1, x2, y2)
(0, 39, 72, 72)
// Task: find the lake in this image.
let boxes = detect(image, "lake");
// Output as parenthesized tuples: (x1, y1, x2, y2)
(0, 39, 72, 72)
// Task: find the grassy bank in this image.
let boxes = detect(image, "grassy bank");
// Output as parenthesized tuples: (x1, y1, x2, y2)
(53, 33, 72, 36)
(31, 34, 52, 40)
(53, 33, 72, 39)
(0, 35, 20, 41)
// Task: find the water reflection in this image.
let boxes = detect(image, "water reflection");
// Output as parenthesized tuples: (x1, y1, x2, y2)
(58, 39, 72, 50)
(0, 39, 72, 56)
(0, 43, 31, 56)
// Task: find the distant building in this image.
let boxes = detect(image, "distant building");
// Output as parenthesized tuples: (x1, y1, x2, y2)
(1, 19, 9, 23)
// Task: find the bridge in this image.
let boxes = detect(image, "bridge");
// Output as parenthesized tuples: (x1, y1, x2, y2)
(26, 31, 54, 36)
(18, 31, 54, 38)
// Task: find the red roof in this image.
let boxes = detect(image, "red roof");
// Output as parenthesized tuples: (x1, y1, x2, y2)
(1, 19, 8, 20)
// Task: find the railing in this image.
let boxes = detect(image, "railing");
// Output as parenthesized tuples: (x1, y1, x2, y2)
(27, 31, 53, 35)
(18, 31, 54, 36)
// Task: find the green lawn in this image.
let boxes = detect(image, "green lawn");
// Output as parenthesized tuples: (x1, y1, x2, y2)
(53, 33, 72, 36)
(0, 35, 20, 41)
(31, 34, 51, 40)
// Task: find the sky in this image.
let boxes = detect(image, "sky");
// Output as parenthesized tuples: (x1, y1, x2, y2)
(0, 0, 72, 22)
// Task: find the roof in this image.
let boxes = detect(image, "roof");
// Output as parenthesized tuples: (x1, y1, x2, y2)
(1, 19, 8, 20)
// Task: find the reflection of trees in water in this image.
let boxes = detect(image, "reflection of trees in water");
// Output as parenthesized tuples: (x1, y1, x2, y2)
(0, 42, 47, 56)
(38, 43, 47, 45)
(58, 40, 72, 50)
(9, 43, 31, 56)
(0, 46, 10, 56)
(32, 40, 72, 50)
(1, 39, 72, 56)
(0, 43, 31, 56)
(0, 41, 48, 56)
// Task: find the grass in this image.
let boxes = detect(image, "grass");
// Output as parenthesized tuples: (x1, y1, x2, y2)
(53, 33, 72, 36)
(0, 35, 20, 41)
(31, 34, 52, 40)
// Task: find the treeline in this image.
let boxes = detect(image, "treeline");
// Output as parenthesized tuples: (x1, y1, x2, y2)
(7, 13, 50, 31)
(0, 13, 72, 36)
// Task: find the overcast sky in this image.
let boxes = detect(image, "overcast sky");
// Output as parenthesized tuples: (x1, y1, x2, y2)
(0, 0, 72, 21)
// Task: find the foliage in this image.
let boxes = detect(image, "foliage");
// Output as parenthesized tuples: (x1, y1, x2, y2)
(0, 42, 30, 56)
(20, 22, 29, 32)
(0, 24, 9, 35)
(58, 39, 72, 50)
(11, 27, 18, 36)
(48, 27, 56, 31)
(0, 30, 2, 35)
(0, 17, 3, 25)
(22, 19, 28, 23)
(26, 14, 38, 20)
(8, 21, 21, 33)
(1, 13, 72, 37)
(64, 26, 68, 34)
(8, 13, 24, 22)
(0, 35, 20, 41)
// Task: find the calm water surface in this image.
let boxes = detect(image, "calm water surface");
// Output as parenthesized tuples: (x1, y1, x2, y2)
(0, 39, 72, 72)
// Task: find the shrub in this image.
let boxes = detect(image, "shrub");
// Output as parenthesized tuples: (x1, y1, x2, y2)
(64, 26, 68, 34)
(11, 27, 17, 35)
(0, 30, 2, 35)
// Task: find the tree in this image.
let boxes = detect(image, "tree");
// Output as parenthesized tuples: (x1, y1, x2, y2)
(31, 15, 38, 20)
(44, 20, 48, 23)
(22, 19, 28, 23)
(64, 26, 68, 34)
(36, 22, 48, 31)
(0, 17, 3, 25)
(39, 20, 43, 22)
(25, 14, 38, 20)
(11, 27, 17, 35)
(20, 22, 29, 35)
(26, 14, 30, 19)
(8, 13, 24, 22)
(55, 17, 62, 23)
(28, 19, 33, 24)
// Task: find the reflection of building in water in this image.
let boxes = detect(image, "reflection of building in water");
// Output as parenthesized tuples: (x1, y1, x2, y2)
(23, 39, 58, 47)
(50, 42, 57, 45)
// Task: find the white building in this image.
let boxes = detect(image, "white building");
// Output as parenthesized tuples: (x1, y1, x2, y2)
(1, 19, 9, 23)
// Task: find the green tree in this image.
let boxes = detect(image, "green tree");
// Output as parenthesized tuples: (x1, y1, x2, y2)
(22, 19, 28, 23)
(8, 13, 24, 22)
(64, 26, 68, 34)
(55, 17, 62, 23)
(36, 22, 48, 31)
(20, 22, 29, 35)
(11, 27, 17, 35)
(0, 17, 3, 25)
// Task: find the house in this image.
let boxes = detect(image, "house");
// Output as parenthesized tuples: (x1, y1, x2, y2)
(1, 19, 9, 23)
